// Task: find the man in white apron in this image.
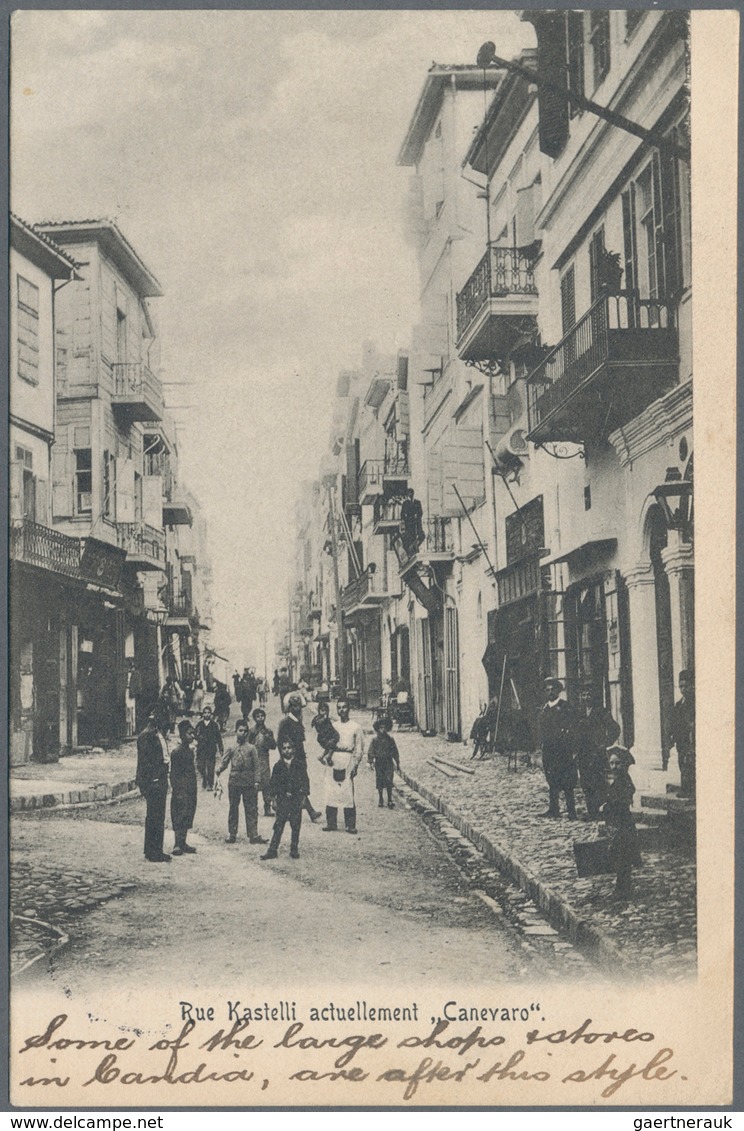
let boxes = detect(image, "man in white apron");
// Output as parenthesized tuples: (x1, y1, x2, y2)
(323, 699, 365, 833)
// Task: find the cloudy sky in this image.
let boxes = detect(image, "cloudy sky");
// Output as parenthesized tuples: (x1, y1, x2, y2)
(11, 8, 532, 669)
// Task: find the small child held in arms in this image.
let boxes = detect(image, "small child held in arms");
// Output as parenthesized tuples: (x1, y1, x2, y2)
(312, 700, 340, 767)
(368, 715, 401, 809)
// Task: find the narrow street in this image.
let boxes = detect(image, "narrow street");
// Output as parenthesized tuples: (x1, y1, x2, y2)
(11, 700, 593, 996)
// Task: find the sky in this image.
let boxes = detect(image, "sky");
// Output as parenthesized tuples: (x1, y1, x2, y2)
(11, 8, 532, 670)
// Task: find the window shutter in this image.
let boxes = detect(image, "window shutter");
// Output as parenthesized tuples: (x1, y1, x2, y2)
(652, 153, 666, 297)
(51, 429, 74, 518)
(142, 474, 163, 529)
(9, 460, 24, 524)
(560, 266, 576, 333)
(115, 457, 136, 523)
(35, 477, 49, 526)
(427, 447, 443, 518)
(528, 10, 570, 158)
(457, 426, 486, 511)
(660, 142, 683, 296)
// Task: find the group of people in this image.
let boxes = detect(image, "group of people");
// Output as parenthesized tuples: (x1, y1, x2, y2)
(135, 690, 402, 864)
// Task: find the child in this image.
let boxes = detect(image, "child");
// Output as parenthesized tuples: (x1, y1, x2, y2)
(261, 739, 310, 860)
(368, 715, 401, 809)
(601, 746, 641, 902)
(311, 700, 340, 767)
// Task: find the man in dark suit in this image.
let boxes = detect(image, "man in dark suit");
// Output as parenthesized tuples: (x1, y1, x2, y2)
(136, 707, 172, 862)
(538, 677, 578, 820)
(575, 679, 621, 819)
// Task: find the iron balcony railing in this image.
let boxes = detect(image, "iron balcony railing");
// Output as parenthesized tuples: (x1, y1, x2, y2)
(456, 245, 538, 343)
(395, 516, 455, 567)
(526, 291, 676, 435)
(111, 362, 165, 415)
(167, 588, 192, 617)
(117, 522, 166, 564)
(10, 519, 81, 577)
(341, 567, 399, 614)
(358, 451, 411, 500)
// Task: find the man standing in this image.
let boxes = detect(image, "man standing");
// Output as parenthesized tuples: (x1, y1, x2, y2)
(249, 707, 277, 817)
(670, 669, 695, 797)
(575, 680, 621, 819)
(194, 704, 224, 791)
(400, 488, 424, 556)
(136, 708, 172, 862)
(216, 720, 268, 845)
(278, 693, 322, 822)
(323, 698, 365, 833)
(170, 719, 199, 856)
(538, 677, 578, 820)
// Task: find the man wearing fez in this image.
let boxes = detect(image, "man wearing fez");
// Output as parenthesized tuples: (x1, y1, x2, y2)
(136, 707, 172, 862)
(575, 679, 621, 820)
(170, 719, 199, 856)
(538, 677, 578, 820)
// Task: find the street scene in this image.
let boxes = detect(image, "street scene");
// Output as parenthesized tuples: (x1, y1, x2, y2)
(10, 9, 700, 1014)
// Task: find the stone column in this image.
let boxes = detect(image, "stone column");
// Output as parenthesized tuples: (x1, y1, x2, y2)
(624, 562, 664, 793)
(660, 533, 695, 678)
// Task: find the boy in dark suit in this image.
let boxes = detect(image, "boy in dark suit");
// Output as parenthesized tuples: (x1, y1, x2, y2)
(261, 738, 310, 861)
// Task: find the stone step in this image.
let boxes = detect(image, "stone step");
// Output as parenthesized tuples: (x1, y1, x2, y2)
(640, 793, 695, 813)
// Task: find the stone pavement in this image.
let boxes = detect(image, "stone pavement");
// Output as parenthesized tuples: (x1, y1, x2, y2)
(9, 711, 696, 980)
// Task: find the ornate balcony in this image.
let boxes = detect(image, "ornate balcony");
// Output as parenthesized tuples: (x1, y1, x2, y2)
(395, 517, 455, 577)
(372, 496, 403, 535)
(456, 245, 539, 365)
(117, 522, 166, 571)
(111, 362, 164, 423)
(10, 520, 81, 578)
(526, 292, 679, 446)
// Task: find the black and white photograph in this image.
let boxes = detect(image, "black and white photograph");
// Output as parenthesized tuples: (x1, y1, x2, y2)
(7, 6, 737, 1108)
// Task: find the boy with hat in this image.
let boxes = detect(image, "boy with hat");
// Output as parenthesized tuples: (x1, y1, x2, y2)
(248, 707, 277, 816)
(194, 704, 224, 791)
(538, 676, 578, 819)
(261, 738, 310, 860)
(368, 715, 401, 809)
(170, 719, 199, 856)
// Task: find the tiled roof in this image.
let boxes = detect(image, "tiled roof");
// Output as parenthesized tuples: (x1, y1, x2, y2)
(33, 218, 163, 297)
(10, 213, 79, 277)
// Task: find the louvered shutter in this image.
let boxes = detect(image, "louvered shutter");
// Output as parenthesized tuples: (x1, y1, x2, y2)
(35, 478, 49, 526)
(9, 460, 24, 523)
(51, 427, 73, 518)
(115, 458, 136, 523)
(142, 474, 163, 529)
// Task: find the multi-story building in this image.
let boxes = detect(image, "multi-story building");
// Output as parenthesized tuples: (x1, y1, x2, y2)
(31, 219, 207, 744)
(9, 215, 79, 762)
(454, 11, 691, 789)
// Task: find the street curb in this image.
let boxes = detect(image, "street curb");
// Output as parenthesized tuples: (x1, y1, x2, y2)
(400, 769, 627, 971)
(10, 779, 138, 812)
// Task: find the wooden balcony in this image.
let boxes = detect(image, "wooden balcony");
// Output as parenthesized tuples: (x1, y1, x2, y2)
(111, 362, 164, 423)
(117, 522, 166, 571)
(526, 292, 679, 446)
(341, 568, 400, 616)
(358, 451, 410, 505)
(456, 245, 539, 364)
(372, 496, 403, 535)
(10, 520, 81, 578)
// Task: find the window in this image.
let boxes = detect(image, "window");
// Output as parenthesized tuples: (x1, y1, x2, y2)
(560, 266, 576, 335)
(116, 306, 127, 364)
(589, 11, 611, 89)
(14, 445, 35, 522)
(17, 275, 40, 385)
(74, 449, 92, 515)
(566, 11, 585, 115)
(589, 227, 606, 302)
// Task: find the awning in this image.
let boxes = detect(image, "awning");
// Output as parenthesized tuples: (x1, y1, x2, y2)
(545, 538, 617, 568)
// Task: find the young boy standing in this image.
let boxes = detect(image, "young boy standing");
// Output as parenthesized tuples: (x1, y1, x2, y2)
(368, 715, 401, 809)
(261, 739, 310, 860)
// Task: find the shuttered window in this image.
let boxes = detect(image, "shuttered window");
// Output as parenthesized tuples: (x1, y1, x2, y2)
(17, 275, 40, 385)
(74, 449, 92, 515)
(566, 11, 585, 115)
(589, 227, 606, 302)
(560, 266, 576, 334)
(589, 11, 611, 89)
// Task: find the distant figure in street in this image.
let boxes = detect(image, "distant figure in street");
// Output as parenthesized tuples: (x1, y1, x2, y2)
(670, 669, 695, 797)
(400, 488, 424, 556)
(311, 700, 339, 766)
(469, 704, 490, 760)
(538, 677, 578, 820)
(484, 694, 500, 754)
(601, 746, 641, 901)
(190, 679, 205, 716)
(215, 720, 268, 845)
(575, 680, 621, 820)
(239, 667, 258, 721)
(170, 719, 198, 856)
(194, 704, 224, 790)
(159, 676, 183, 734)
(232, 671, 242, 701)
(135, 708, 171, 863)
(323, 698, 365, 833)
(257, 677, 268, 707)
(212, 682, 232, 733)
(261, 738, 310, 861)
(368, 715, 400, 809)
(249, 707, 277, 817)
(278, 693, 322, 822)
(272, 669, 280, 697)
(125, 660, 142, 737)
(277, 667, 292, 701)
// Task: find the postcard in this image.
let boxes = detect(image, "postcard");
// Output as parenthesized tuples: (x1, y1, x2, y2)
(8, 7, 737, 1108)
